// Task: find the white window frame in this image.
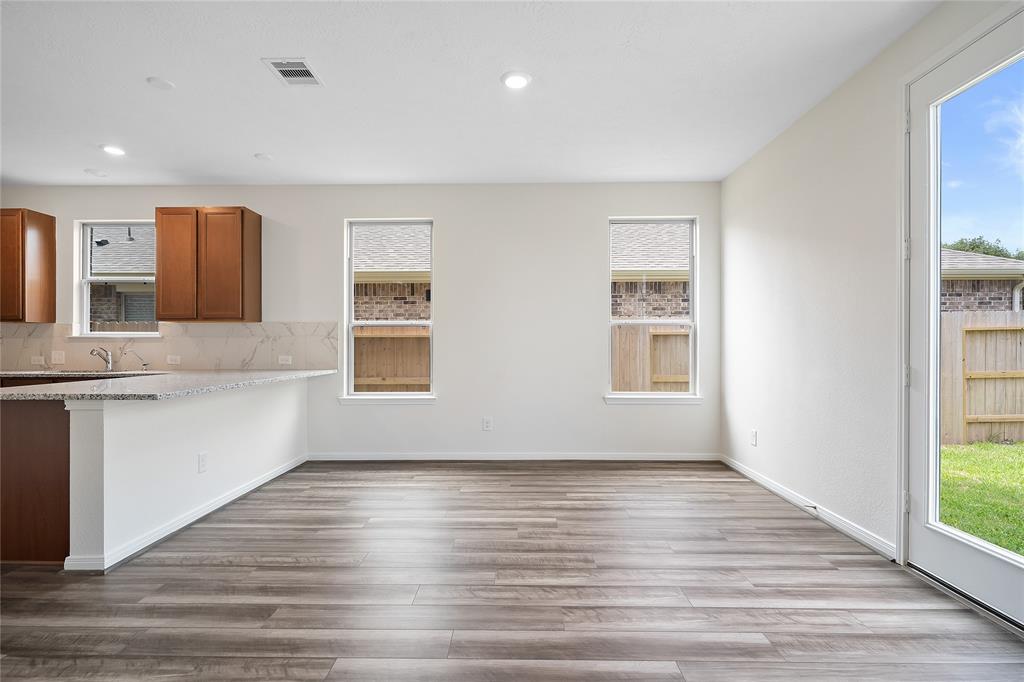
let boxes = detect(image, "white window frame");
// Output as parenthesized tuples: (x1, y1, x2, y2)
(605, 216, 701, 405)
(339, 218, 435, 403)
(72, 219, 159, 338)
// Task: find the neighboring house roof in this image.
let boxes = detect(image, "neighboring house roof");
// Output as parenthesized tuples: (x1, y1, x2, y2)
(350, 220, 693, 282)
(611, 221, 691, 279)
(941, 248, 1024, 278)
(352, 222, 431, 273)
(89, 224, 155, 275)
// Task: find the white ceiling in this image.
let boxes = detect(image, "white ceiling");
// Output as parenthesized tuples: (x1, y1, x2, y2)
(1, 1, 935, 186)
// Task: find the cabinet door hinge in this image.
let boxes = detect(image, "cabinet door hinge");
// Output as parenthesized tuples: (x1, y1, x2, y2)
(902, 490, 911, 515)
(905, 110, 911, 135)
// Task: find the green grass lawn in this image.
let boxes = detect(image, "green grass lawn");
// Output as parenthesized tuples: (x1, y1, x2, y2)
(940, 441, 1024, 556)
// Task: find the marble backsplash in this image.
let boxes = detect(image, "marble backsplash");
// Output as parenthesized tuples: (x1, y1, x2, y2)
(0, 322, 339, 371)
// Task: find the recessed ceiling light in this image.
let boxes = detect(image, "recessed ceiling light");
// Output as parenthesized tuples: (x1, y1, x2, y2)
(101, 144, 126, 156)
(146, 76, 175, 91)
(254, 153, 274, 161)
(84, 168, 108, 178)
(501, 71, 532, 90)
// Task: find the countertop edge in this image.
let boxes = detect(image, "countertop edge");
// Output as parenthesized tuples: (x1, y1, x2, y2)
(0, 369, 338, 401)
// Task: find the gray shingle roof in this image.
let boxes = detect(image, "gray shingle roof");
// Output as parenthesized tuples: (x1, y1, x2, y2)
(941, 248, 1024, 275)
(345, 225, 1022, 278)
(611, 221, 691, 272)
(89, 224, 155, 275)
(352, 222, 431, 272)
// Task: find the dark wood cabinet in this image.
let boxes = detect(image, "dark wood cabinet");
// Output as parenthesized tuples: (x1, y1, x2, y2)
(0, 376, 81, 564)
(156, 206, 261, 321)
(0, 208, 56, 323)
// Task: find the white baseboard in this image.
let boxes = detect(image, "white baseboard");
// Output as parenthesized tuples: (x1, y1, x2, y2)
(64, 455, 306, 572)
(62, 554, 106, 572)
(307, 451, 722, 462)
(721, 455, 896, 559)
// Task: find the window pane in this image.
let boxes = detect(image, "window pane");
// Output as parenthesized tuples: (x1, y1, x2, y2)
(352, 325, 430, 393)
(611, 222, 690, 320)
(611, 323, 690, 392)
(937, 56, 1024, 556)
(88, 224, 155, 277)
(352, 222, 431, 321)
(89, 282, 157, 333)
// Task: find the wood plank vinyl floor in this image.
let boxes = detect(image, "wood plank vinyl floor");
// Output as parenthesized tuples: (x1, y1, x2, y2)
(2, 461, 1021, 680)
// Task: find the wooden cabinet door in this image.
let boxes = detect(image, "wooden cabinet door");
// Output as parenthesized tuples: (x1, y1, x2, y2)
(198, 207, 244, 320)
(1, 397, 70, 563)
(0, 210, 24, 321)
(22, 210, 56, 323)
(156, 208, 198, 320)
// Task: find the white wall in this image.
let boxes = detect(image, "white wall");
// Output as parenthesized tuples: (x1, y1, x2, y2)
(720, 1, 1007, 550)
(1, 183, 721, 457)
(77, 380, 309, 568)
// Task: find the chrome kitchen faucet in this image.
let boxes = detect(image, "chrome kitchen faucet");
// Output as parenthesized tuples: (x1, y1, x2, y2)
(90, 347, 113, 371)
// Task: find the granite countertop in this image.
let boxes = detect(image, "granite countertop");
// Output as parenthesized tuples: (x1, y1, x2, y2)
(2, 370, 161, 378)
(0, 369, 337, 401)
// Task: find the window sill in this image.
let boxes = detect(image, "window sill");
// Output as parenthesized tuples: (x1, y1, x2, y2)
(337, 394, 436, 405)
(604, 393, 703, 405)
(69, 332, 162, 339)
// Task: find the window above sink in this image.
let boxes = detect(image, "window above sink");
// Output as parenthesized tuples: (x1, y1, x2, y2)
(73, 220, 159, 338)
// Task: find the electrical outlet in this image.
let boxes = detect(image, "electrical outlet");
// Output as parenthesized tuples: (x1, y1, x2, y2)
(50, 350, 66, 365)
(166, 355, 182, 366)
(482, 416, 494, 432)
(30, 355, 45, 366)
(750, 429, 758, 447)
(277, 355, 293, 366)
(197, 451, 209, 474)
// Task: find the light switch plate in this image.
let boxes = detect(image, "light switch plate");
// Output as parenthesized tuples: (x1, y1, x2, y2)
(482, 416, 494, 432)
(166, 355, 182, 366)
(50, 350, 66, 365)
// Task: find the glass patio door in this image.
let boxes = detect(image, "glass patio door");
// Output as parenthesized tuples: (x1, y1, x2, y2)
(907, 9, 1024, 626)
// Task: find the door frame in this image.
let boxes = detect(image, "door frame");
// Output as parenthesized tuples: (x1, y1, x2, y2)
(898, 3, 1024, 567)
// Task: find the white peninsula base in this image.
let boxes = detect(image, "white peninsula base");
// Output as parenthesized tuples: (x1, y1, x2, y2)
(63, 379, 311, 571)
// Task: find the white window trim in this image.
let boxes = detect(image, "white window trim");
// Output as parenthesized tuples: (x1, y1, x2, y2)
(339, 218, 435, 401)
(605, 216, 701, 404)
(71, 219, 160, 338)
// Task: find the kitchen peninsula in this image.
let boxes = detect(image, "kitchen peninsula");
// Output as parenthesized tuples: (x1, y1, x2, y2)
(0, 369, 335, 571)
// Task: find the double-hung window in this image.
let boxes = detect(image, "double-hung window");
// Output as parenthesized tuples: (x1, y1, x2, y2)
(345, 220, 433, 397)
(78, 221, 158, 335)
(608, 218, 697, 399)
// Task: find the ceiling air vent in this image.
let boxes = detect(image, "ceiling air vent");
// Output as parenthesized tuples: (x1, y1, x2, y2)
(263, 58, 322, 86)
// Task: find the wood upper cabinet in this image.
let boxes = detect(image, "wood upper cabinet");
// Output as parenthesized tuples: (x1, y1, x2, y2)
(155, 206, 261, 321)
(155, 208, 198, 319)
(0, 208, 56, 323)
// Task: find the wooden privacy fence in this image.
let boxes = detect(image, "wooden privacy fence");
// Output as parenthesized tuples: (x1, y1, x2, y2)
(611, 324, 690, 393)
(352, 326, 431, 393)
(89, 321, 158, 333)
(940, 310, 1024, 444)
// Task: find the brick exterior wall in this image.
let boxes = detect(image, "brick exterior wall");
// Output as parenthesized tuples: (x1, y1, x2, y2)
(354, 283, 431, 320)
(88, 284, 157, 333)
(941, 279, 1019, 312)
(612, 280, 689, 319)
(89, 284, 120, 322)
